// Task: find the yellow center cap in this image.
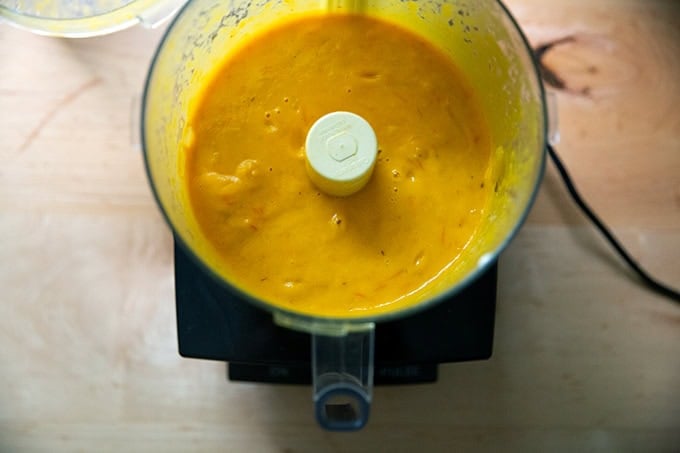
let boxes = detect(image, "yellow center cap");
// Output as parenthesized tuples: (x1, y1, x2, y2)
(305, 111, 378, 197)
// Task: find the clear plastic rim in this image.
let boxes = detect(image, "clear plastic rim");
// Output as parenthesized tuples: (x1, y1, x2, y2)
(141, 0, 548, 327)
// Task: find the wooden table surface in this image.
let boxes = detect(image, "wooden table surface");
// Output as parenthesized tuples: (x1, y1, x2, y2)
(1, 0, 679, 451)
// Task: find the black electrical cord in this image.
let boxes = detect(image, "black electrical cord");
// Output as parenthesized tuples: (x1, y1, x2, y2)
(547, 144, 680, 304)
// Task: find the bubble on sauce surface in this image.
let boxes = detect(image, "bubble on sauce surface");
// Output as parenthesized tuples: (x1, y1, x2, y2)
(414, 251, 426, 267)
(235, 159, 260, 178)
(281, 279, 305, 295)
(242, 218, 258, 231)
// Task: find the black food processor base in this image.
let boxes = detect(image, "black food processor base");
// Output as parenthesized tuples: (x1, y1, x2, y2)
(174, 240, 497, 385)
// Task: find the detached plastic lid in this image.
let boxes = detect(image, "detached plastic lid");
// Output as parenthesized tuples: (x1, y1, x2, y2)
(0, 0, 187, 37)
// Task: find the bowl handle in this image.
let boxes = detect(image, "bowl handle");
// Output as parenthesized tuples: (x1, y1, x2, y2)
(312, 324, 375, 431)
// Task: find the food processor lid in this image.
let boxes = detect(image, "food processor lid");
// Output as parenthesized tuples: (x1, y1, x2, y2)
(0, 0, 188, 37)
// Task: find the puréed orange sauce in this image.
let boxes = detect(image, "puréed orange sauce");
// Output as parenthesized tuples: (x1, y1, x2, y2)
(185, 14, 493, 317)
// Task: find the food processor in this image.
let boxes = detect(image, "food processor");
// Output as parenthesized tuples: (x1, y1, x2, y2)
(142, 0, 546, 430)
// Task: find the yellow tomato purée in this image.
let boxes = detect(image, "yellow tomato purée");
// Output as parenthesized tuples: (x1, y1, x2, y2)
(185, 14, 494, 318)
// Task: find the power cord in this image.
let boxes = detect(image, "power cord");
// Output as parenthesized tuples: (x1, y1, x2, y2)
(547, 144, 680, 304)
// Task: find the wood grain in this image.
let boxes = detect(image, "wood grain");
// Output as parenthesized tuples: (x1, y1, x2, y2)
(1, 1, 679, 451)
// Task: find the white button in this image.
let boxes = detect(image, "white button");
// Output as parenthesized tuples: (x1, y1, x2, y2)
(305, 111, 378, 197)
